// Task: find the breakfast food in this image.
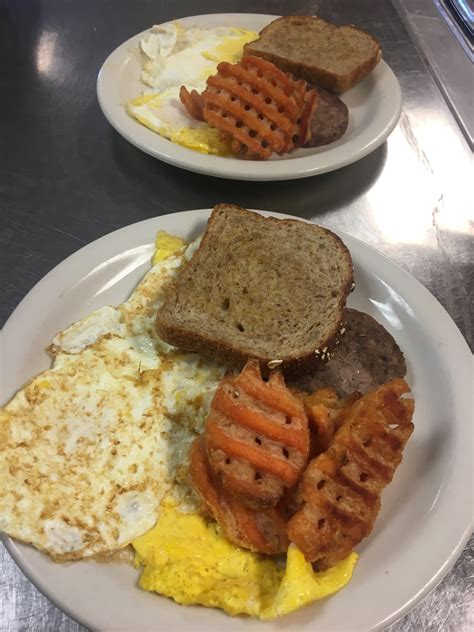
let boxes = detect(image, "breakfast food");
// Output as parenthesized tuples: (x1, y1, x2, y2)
(203, 360, 310, 509)
(1, 208, 415, 621)
(0, 234, 227, 561)
(182, 55, 317, 159)
(305, 87, 349, 147)
(155, 204, 354, 375)
(191, 368, 414, 566)
(127, 22, 258, 155)
(126, 15, 381, 159)
(294, 308, 407, 397)
(245, 16, 381, 92)
(180, 56, 350, 156)
(132, 501, 358, 619)
(190, 437, 288, 554)
(288, 379, 414, 569)
(303, 388, 359, 456)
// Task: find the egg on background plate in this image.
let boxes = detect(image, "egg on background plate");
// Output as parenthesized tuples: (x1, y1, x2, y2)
(127, 22, 257, 154)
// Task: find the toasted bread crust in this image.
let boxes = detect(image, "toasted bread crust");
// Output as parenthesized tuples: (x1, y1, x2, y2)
(244, 17, 381, 93)
(156, 316, 347, 378)
(155, 205, 354, 378)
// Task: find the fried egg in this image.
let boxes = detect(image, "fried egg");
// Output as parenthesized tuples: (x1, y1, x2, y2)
(0, 235, 226, 561)
(127, 22, 257, 155)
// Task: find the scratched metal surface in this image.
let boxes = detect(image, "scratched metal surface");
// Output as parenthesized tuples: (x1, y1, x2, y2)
(0, 0, 472, 630)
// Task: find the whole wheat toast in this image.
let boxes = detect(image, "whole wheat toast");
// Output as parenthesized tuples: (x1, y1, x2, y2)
(244, 16, 381, 93)
(155, 205, 354, 376)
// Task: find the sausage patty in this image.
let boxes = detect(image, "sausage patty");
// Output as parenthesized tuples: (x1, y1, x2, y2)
(304, 87, 349, 147)
(292, 309, 407, 398)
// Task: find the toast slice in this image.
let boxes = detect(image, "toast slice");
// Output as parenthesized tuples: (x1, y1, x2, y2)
(155, 205, 354, 376)
(244, 16, 381, 93)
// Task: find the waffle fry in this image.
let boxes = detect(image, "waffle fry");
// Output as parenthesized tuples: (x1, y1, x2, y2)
(204, 360, 310, 510)
(200, 55, 318, 159)
(179, 86, 204, 122)
(189, 437, 289, 555)
(303, 388, 361, 456)
(297, 81, 318, 145)
(287, 379, 414, 570)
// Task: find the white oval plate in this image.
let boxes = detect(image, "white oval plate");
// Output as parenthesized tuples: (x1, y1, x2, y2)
(1, 210, 471, 631)
(97, 14, 402, 181)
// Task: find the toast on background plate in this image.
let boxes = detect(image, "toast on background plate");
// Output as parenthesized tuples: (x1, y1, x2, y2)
(245, 16, 381, 93)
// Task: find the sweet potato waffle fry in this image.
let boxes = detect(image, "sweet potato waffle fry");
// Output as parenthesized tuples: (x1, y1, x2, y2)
(303, 388, 361, 456)
(189, 437, 288, 555)
(179, 86, 204, 122)
(184, 55, 317, 159)
(287, 379, 414, 570)
(203, 360, 310, 510)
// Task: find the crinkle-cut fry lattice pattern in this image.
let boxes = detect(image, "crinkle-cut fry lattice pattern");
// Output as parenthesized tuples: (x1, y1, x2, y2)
(181, 56, 317, 159)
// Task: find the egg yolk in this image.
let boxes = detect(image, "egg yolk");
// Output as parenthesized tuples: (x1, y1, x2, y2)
(168, 127, 233, 156)
(201, 29, 258, 64)
(132, 502, 357, 619)
(127, 94, 233, 157)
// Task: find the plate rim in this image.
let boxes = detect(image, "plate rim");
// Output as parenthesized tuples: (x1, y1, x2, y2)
(96, 13, 403, 181)
(1, 208, 472, 631)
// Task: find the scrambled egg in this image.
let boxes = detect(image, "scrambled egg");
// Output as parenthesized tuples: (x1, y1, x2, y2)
(133, 503, 357, 620)
(127, 22, 257, 155)
(152, 230, 187, 265)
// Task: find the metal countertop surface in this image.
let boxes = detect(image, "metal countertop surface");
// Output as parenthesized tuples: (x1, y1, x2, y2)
(1, 0, 472, 630)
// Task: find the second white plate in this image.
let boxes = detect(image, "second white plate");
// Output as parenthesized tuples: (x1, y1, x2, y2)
(97, 13, 402, 181)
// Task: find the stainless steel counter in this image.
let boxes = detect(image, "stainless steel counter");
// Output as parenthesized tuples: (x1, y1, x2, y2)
(0, 0, 472, 630)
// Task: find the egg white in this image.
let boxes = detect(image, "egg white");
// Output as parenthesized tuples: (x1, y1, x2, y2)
(127, 22, 257, 155)
(0, 240, 226, 560)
